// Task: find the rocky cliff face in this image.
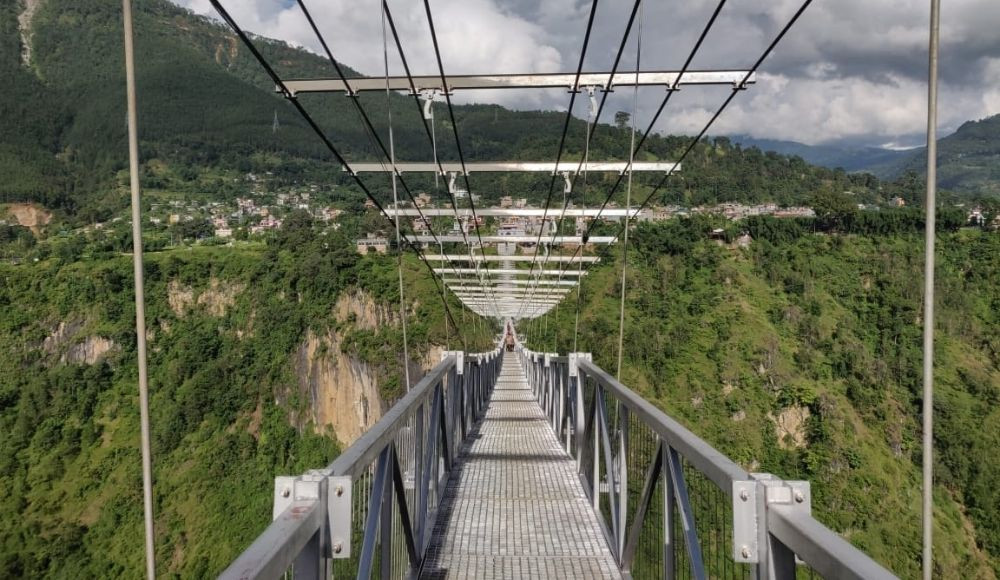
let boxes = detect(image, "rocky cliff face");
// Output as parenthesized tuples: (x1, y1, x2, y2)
(294, 329, 383, 445)
(293, 291, 445, 446)
(42, 320, 116, 365)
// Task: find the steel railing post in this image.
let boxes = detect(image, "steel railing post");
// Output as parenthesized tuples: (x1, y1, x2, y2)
(413, 402, 425, 550)
(664, 443, 675, 579)
(380, 446, 393, 580)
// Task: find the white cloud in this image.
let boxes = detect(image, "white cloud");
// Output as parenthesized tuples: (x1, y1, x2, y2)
(172, 0, 1000, 145)
(173, 0, 563, 108)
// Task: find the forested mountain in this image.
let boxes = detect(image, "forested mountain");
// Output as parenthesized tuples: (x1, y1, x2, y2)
(4, 0, 913, 224)
(0, 216, 494, 576)
(888, 115, 1000, 196)
(729, 134, 911, 174)
(528, 218, 1000, 577)
(733, 115, 1000, 200)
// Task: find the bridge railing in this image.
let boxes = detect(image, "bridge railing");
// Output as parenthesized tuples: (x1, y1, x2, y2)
(220, 347, 502, 580)
(517, 345, 897, 580)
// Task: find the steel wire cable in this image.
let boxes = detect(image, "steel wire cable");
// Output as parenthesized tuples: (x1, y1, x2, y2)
(381, 0, 412, 391)
(422, 0, 519, 319)
(556, 0, 813, 287)
(550, 0, 815, 352)
(294, 0, 481, 313)
(580, 0, 729, 240)
(382, 2, 503, 318)
(209, 0, 470, 349)
(510, 0, 601, 319)
(615, 1, 642, 380)
(522, 0, 645, 327)
(518, 0, 643, 321)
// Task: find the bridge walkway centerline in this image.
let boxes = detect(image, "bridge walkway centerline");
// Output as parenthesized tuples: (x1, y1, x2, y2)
(419, 351, 621, 579)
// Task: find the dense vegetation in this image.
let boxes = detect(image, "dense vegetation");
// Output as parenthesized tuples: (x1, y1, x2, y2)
(526, 217, 999, 577)
(0, 217, 491, 577)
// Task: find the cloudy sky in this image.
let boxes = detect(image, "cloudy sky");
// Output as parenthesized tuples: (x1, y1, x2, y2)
(172, 0, 1000, 148)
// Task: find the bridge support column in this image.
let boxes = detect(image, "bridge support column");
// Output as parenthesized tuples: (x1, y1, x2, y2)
(732, 473, 811, 580)
(272, 471, 331, 579)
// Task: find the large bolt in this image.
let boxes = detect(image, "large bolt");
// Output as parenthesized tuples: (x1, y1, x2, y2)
(794, 490, 805, 503)
(335, 485, 344, 497)
(739, 488, 749, 501)
(333, 543, 343, 554)
(741, 546, 751, 559)
(281, 487, 291, 498)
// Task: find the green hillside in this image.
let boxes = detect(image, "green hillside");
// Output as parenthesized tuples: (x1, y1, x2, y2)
(0, 218, 492, 577)
(527, 216, 1000, 577)
(888, 115, 1000, 197)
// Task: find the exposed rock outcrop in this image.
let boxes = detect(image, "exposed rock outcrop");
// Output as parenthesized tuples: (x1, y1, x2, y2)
(771, 405, 811, 449)
(295, 329, 384, 446)
(334, 290, 397, 329)
(292, 291, 445, 445)
(18, 0, 43, 66)
(167, 278, 244, 317)
(42, 321, 117, 365)
(5, 203, 51, 235)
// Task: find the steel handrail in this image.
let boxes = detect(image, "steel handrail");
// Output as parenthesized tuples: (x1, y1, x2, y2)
(577, 357, 749, 494)
(220, 346, 503, 580)
(326, 354, 456, 478)
(516, 344, 897, 580)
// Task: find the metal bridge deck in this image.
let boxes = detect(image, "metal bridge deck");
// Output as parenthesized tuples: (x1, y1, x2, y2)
(420, 352, 621, 579)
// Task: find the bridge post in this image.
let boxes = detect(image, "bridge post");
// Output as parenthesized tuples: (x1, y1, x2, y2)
(568, 353, 591, 464)
(272, 471, 329, 579)
(732, 473, 810, 580)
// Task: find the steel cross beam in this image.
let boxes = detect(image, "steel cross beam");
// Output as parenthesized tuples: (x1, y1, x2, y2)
(449, 288, 572, 295)
(346, 161, 678, 175)
(426, 254, 600, 263)
(411, 235, 615, 244)
(388, 208, 638, 218)
(281, 70, 755, 95)
(443, 279, 578, 287)
(435, 268, 586, 276)
(457, 296, 562, 303)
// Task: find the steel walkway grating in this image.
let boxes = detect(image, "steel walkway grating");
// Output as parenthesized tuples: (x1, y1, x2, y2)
(420, 352, 621, 579)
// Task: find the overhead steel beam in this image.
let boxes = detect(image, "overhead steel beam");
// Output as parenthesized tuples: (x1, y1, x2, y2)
(347, 161, 678, 175)
(282, 70, 755, 95)
(411, 235, 615, 244)
(462, 300, 561, 304)
(449, 288, 571, 295)
(388, 208, 638, 218)
(427, 254, 600, 263)
(443, 278, 578, 286)
(435, 268, 585, 276)
(458, 299, 564, 306)
(457, 296, 562, 303)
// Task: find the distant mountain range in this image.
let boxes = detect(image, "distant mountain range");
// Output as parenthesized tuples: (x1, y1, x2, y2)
(728, 135, 913, 175)
(732, 113, 1000, 197)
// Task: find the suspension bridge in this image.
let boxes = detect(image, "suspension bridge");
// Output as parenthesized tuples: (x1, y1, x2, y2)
(114, 0, 945, 577)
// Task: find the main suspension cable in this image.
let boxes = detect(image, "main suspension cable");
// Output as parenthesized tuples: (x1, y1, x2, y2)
(422, 0, 509, 320)
(557, 0, 812, 285)
(209, 0, 469, 350)
(513, 0, 601, 320)
(382, 3, 502, 320)
(294, 0, 484, 335)
(551, 0, 815, 354)
(518, 0, 642, 321)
